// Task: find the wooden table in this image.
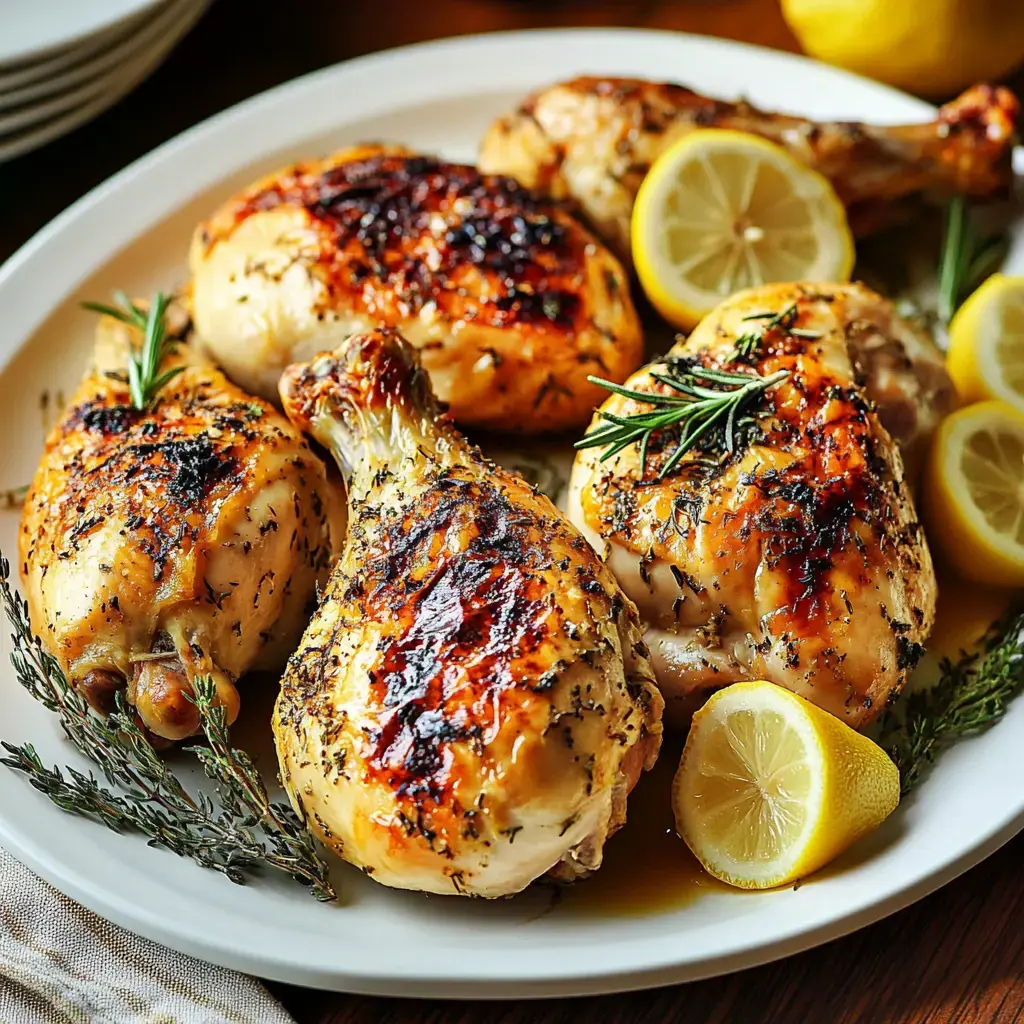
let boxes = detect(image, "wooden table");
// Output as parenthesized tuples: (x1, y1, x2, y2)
(2, 1, 1023, 1021)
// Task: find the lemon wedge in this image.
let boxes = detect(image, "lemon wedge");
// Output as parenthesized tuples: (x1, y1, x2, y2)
(672, 681, 899, 889)
(923, 400, 1024, 588)
(631, 129, 854, 330)
(947, 274, 1024, 413)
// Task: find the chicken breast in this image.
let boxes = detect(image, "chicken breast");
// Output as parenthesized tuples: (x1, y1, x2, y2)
(479, 77, 1019, 260)
(273, 329, 663, 898)
(568, 283, 940, 729)
(19, 308, 343, 741)
(188, 144, 642, 435)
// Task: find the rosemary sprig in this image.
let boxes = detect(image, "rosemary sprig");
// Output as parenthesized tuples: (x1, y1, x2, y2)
(0, 555, 336, 901)
(576, 363, 789, 479)
(937, 197, 1009, 324)
(726, 303, 812, 362)
(879, 609, 1024, 794)
(81, 291, 184, 411)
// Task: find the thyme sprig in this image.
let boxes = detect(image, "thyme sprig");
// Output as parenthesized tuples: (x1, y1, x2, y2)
(81, 291, 184, 411)
(0, 556, 336, 900)
(937, 197, 1009, 324)
(576, 363, 789, 479)
(880, 609, 1024, 794)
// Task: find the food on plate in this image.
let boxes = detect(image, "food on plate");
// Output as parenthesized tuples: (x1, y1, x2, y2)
(673, 680, 900, 889)
(946, 274, 1024, 413)
(478, 76, 1019, 261)
(781, 0, 1024, 98)
(7, 42, 1024, 920)
(567, 282, 945, 729)
(923, 400, 1024, 588)
(188, 144, 642, 435)
(18, 298, 342, 742)
(272, 328, 664, 897)
(631, 129, 855, 330)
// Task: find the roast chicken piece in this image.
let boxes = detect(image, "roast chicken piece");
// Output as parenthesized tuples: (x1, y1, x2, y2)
(273, 329, 663, 898)
(188, 144, 642, 435)
(568, 283, 942, 729)
(479, 77, 1020, 259)
(19, 308, 342, 742)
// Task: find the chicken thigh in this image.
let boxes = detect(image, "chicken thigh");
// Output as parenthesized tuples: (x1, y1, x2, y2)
(19, 307, 342, 741)
(568, 283, 941, 729)
(273, 329, 663, 898)
(479, 77, 1019, 260)
(188, 144, 642, 435)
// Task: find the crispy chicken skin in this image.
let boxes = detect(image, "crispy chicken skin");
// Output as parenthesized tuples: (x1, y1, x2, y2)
(188, 144, 642, 435)
(18, 312, 342, 742)
(567, 283, 939, 729)
(273, 329, 663, 898)
(479, 77, 1020, 259)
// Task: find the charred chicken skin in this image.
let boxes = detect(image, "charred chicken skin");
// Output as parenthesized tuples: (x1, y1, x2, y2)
(188, 144, 642, 435)
(568, 283, 940, 729)
(19, 311, 342, 742)
(479, 77, 1020, 260)
(273, 329, 663, 898)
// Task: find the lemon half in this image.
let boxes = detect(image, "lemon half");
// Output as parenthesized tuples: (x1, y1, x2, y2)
(947, 274, 1024, 414)
(673, 681, 899, 890)
(924, 400, 1024, 588)
(632, 129, 854, 330)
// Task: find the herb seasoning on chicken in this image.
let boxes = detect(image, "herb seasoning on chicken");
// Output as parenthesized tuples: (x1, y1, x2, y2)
(479, 77, 1019, 262)
(188, 144, 642, 435)
(568, 283, 947, 729)
(18, 305, 344, 742)
(273, 329, 663, 898)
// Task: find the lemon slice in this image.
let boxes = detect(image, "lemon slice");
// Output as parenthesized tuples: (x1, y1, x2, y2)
(632, 129, 855, 330)
(673, 681, 899, 889)
(947, 274, 1024, 413)
(923, 400, 1024, 587)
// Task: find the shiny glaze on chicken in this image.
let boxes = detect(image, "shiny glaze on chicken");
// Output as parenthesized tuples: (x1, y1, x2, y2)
(19, 311, 342, 741)
(274, 329, 663, 898)
(479, 77, 1020, 260)
(189, 144, 642, 435)
(568, 283, 939, 729)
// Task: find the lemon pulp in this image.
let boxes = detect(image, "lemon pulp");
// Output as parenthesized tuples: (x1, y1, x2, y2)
(690, 707, 814, 864)
(947, 275, 1024, 413)
(632, 129, 854, 330)
(924, 401, 1024, 587)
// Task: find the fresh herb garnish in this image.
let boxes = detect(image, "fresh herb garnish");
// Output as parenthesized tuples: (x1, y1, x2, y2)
(879, 609, 1024, 794)
(576, 363, 789, 479)
(937, 197, 1009, 324)
(81, 291, 184, 411)
(0, 556, 336, 900)
(726, 303, 819, 362)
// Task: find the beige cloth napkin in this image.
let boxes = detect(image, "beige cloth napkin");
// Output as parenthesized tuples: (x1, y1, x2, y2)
(0, 848, 296, 1024)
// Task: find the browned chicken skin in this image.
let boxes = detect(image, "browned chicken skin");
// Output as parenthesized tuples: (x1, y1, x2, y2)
(273, 329, 663, 897)
(568, 283, 939, 730)
(189, 144, 642, 434)
(479, 77, 1020, 259)
(19, 312, 342, 741)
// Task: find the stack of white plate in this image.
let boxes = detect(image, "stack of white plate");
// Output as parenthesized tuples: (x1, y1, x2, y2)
(0, 0, 209, 163)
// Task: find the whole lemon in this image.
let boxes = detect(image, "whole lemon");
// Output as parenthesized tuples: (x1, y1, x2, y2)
(781, 0, 1024, 98)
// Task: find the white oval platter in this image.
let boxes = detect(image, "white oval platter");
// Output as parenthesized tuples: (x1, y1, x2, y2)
(0, 27, 1021, 1000)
